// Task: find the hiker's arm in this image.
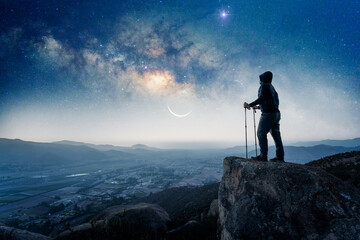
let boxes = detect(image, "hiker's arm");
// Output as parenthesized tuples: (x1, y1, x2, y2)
(249, 85, 270, 107)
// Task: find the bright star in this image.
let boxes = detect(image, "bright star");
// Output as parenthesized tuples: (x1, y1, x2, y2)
(221, 12, 227, 18)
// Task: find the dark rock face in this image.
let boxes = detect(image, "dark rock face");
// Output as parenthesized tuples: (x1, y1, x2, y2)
(0, 225, 51, 240)
(132, 182, 219, 229)
(167, 220, 203, 240)
(306, 151, 360, 188)
(55, 203, 169, 240)
(218, 157, 360, 240)
(207, 199, 219, 217)
(166, 216, 218, 240)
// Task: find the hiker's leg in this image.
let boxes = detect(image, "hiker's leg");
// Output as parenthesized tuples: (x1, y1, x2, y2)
(270, 112, 284, 159)
(257, 113, 275, 158)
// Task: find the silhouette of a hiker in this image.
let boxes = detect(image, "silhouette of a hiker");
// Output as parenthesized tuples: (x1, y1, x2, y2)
(244, 71, 285, 162)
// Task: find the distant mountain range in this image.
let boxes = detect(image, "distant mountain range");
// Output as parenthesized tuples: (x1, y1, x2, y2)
(0, 138, 135, 167)
(292, 138, 360, 147)
(249, 145, 360, 164)
(55, 140, 161, 152)
(0, 138, 359, 167)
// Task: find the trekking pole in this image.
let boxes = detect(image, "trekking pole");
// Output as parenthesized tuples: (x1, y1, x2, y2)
(253, 108, 258, 156)
(245, 108, 248, 159)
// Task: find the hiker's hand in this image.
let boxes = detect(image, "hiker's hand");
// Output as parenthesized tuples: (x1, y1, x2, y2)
(243, 102, 251, 110)
(252, 105, 260, 110)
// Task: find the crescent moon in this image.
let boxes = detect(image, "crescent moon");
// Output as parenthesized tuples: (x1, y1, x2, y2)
(167, 105, 191, 118)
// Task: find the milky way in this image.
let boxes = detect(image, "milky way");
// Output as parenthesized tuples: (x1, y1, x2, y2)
(0, 0, 359, 147)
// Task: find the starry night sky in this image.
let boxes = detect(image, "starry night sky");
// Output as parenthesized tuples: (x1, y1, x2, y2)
(0, 0, 359, 147)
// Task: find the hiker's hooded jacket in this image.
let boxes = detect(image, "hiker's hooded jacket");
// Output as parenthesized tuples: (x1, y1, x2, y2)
(249, 72, 279, 113)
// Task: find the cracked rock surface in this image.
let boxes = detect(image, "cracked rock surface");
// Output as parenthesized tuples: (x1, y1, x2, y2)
(218, 157, 360, 240)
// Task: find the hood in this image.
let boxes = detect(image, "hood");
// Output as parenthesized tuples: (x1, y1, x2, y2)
(259, 71, 273, 83)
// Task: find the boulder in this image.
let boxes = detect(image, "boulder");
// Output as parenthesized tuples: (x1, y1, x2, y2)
(55, 203, 170, 240)
(218, 156, 360, 240)
(207, 199, 219, 217)
(0, 225, 51, 240)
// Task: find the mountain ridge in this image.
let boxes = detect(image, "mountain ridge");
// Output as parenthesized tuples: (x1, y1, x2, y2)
(292, 137, 360, 147)
(1, 138, 359, 165)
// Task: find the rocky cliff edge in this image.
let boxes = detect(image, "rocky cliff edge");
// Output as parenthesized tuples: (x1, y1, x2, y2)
(218, 157, 360, 240)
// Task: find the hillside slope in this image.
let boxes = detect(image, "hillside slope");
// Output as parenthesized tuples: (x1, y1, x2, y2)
(306, 151, 360, 188)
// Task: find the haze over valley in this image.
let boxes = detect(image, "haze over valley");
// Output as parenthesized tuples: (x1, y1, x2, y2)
(0, 137, 359, 236)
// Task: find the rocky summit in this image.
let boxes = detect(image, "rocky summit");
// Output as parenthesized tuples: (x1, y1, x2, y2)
(218, 156, 360, 240)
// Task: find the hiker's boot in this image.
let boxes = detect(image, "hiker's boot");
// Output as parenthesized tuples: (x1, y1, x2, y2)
(251, 155, 268, 162)
(269, 157, 285, 163)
